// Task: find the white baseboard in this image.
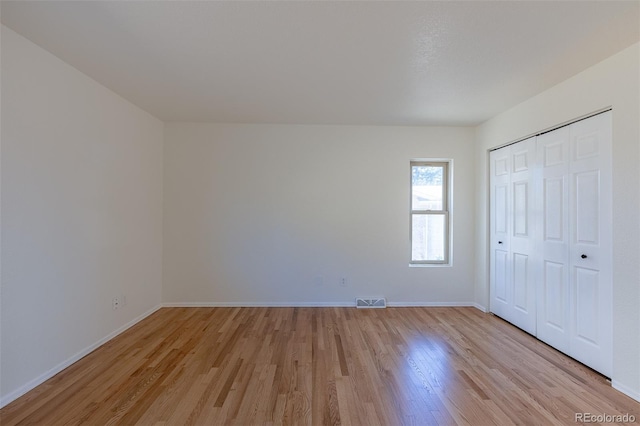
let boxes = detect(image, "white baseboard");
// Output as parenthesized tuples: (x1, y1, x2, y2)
(163, 301, 354, 308)
(163, 301, 483, 309)
(386, 301, 480, 308)
(0, 304, 163, 409)
(612, 380, 640, 402)
(472, 303, 488, 312)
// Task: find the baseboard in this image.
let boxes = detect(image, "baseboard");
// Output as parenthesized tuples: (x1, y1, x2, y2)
(164, 301, 482, 308)
(472, 303, 488, 312)
(612, 380, 640, 402)
(386, 301, 480, 308)
(0, 304, 163, 409)
(163, 302, 355, 308)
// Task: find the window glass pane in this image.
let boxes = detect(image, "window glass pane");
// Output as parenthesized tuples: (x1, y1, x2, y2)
(411, 214, 445, 261)
(412, 166, 443, 210)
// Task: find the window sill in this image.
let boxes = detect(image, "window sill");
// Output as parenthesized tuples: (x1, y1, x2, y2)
(409, 263, 452, 268)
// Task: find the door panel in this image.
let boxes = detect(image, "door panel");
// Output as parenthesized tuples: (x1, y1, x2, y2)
(544, 142, 565, 167)
(490, 148, 511, 319)
(574, 130, 599, 160)
(543, 177, 564, 241)
(495, 185, 508, 234)
(494, 156, 508, 176)
(568, 111, 612, 377)
(536, 127, 571, 350)
(513, 181, 528, 237)
(575, 267, 599, 344)
(509, 137, 536, 334)
(513, 149, 530, 172)
(543, 260, 567, 351)
(490, 137, 536, 334)
(494, 250, 508, 303)
(575, 170, 599, 245)
(513, 253, 529, 312)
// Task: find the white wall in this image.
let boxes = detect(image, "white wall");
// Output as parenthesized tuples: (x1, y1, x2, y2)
(474, 43, 640, 401)
(0, 26, 164, 404)
(164, 124, 476, 306)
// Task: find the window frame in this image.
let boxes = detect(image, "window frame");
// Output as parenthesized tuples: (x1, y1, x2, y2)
(410, 160, 451, 265)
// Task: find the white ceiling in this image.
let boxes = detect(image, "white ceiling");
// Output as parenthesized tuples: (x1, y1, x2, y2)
(2, 1, 639, 126)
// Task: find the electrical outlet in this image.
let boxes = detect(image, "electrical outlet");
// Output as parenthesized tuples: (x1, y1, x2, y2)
(340, 277, 348, 287)
(112, 297, 120, 310)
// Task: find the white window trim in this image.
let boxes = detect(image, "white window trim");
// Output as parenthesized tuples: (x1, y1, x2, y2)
(410, 160, 452, 266)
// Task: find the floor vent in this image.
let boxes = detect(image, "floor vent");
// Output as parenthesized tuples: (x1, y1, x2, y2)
(355, 298, 387, 308)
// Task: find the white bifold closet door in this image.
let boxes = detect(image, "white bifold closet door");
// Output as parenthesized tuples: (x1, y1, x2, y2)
(490, 111, 612, 377)
(489, 137, 536, 335)
(536, 111, 612, 377)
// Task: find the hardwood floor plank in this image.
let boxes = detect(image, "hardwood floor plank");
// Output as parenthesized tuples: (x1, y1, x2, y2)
(2, 307, 639, 425)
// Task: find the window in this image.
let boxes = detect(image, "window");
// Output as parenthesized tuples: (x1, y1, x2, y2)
(410, 161, 450, 264)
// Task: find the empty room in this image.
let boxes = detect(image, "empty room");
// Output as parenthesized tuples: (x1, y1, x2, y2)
(1, 1, 639, 425)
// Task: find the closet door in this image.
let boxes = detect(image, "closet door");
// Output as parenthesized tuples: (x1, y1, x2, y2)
(490, 138, 536, 334)
(568, 112, 612, 377)
(490, 147, 511, 322)
(508, 138, 536, 334)
(536, 111, 612, 376)
(536, 126, 571, 353)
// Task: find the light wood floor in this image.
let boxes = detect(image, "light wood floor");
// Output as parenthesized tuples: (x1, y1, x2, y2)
(1, 307, 639, 425)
